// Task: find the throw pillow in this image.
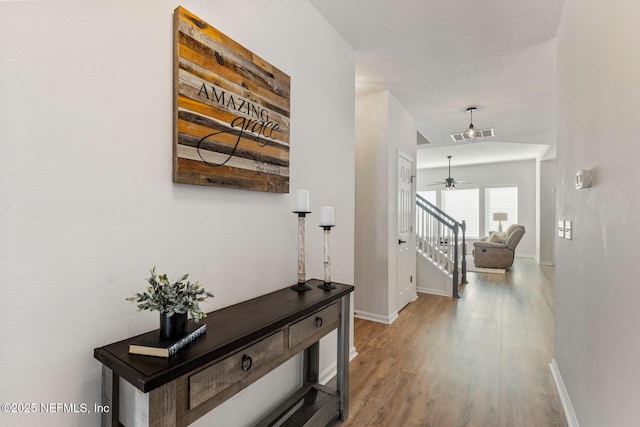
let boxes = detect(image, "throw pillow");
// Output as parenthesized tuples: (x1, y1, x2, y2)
(488, 233, 503, 243)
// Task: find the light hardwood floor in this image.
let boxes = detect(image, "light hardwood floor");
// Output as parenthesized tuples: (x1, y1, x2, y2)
(331, 258, 566, 427)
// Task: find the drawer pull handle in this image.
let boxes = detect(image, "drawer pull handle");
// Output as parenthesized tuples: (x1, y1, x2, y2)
(315, 316, 323, 328)
(241, 354, 253, 371)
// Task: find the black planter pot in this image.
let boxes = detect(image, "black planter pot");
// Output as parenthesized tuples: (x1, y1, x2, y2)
(159, 312, 188, 340)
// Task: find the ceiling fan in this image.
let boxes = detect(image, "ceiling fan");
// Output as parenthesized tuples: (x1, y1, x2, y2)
(427, 155, 471, 190)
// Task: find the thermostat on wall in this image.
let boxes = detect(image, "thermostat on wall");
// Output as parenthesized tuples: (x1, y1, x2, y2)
(575, 170, 592, 189)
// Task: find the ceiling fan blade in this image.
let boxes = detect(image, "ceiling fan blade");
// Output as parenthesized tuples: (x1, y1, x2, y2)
(455, 180, 472, 184)
(427, 182, 446, 186)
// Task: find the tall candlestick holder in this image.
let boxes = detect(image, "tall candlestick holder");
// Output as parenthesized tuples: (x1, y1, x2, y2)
(291, 211, 313, 292)
(318, 225, 337, 290)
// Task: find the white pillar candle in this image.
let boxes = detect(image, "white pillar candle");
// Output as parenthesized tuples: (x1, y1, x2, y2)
(295, 189, 310, 212)
(319, 206, 334, 226)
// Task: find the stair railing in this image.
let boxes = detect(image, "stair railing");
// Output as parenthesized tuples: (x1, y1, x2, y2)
(416, 194, 466, 298)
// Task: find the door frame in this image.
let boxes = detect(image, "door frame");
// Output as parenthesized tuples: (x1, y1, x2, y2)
(396, 150, 417, 312)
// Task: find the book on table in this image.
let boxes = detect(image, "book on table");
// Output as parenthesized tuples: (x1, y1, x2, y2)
(129, 323, 206, 358)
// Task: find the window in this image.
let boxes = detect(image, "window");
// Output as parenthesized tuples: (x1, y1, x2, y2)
(485, 187, 518, 233)
(417, 190, 436, 206)
(441, 188, 479, 238)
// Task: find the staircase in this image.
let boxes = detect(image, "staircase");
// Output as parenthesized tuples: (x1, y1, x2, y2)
(416, 195, 467, 298)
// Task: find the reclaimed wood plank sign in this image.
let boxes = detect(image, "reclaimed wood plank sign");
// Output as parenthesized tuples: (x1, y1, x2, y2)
(173, 6, 290, 193)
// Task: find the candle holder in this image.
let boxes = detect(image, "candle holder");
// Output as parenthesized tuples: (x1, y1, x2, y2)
(318, 225, 337, 290)
(291, 211, 313, 292)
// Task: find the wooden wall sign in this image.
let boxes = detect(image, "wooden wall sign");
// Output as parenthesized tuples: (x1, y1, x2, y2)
(173, 6, 290, 193)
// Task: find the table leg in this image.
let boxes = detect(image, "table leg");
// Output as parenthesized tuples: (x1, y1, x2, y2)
(303, 342, 320, 385)
(337, 294, 350, 420)
(101, 365, 120, 427)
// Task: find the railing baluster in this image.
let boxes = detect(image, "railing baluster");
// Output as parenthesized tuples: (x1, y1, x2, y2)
(438, 221, 443, 267)
(428, 213, 431, 257)
(447, 227, 453, 273)
(453, 225, 459, 298)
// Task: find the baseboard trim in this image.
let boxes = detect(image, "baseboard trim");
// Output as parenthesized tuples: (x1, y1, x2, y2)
(550, 358, 579, 427)
(319, 346, 358, 385)
(416, 286, 449, 297)
(515, 253, 536, 258)
(354, 310, 398, 324)
(539, 261, 555, 266)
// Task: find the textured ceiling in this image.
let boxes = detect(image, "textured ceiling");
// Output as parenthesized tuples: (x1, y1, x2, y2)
(309, 0, 565, 169)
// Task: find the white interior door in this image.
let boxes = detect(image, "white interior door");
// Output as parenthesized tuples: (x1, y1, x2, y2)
(397, 152, 414, 311)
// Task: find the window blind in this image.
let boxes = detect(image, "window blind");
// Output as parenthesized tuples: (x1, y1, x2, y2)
(485, 187, 518, 233)
(441, 188, 479, 238)
(417, 190, 436, 206)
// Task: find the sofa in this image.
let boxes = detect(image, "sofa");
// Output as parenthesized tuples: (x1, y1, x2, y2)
(472, 224, 525, 269)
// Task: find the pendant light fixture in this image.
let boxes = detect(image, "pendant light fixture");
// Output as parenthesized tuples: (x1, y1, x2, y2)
(450, 107, 494, 141)
(465, 107, 477, 140)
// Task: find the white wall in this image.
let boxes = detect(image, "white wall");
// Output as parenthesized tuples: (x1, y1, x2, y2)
(537, 159, 556, 265)
(0, 1, 355, 426)
(555, 0, 640, 426)
(355, 92, 390, 321)
(417, 159, 537, 256)
(354, 91, 416, 323)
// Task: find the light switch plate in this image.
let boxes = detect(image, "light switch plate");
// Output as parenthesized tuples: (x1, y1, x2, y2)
(557, 220, 565, 238)
(564, 221, 572, 240)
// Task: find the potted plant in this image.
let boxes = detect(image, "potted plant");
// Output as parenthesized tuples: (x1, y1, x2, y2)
(126, 267, 214, 339)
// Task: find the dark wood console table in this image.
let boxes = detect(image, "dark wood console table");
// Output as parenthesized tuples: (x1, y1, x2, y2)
(94, 280, 354, 427)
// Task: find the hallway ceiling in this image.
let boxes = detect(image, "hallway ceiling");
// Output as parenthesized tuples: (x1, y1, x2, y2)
(309, 0, 565, 169)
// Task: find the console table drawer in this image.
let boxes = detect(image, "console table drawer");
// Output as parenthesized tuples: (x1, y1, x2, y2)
(189, 331, 284, 409)
(289, 302, 339, 348)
